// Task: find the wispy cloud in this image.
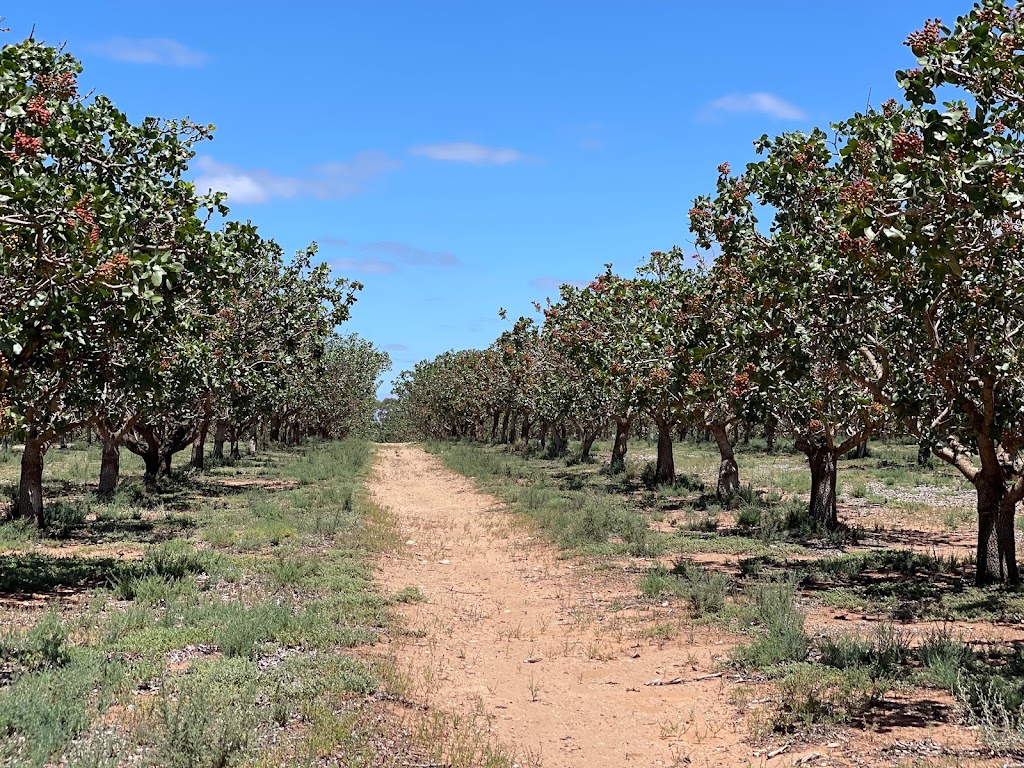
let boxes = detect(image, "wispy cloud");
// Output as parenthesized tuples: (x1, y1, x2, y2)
(700, 92, 806, 121)
(322, 239, 460, 273)
(410, 142, 527, 165)
(193, 152, 399, 204)
(88, 37, 208, 67)
(329, 256, 397, 275)
(384, 343, 409, 352)
(361, 241, 459, 267)
(529, 276, 589, 291)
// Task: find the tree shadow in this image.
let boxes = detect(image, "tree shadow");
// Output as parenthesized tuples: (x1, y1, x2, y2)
(857, 697, 954, 733)
(0, 552, 133, 596)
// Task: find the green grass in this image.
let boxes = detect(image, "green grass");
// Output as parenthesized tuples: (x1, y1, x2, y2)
(429, 441, 813, 560)
(0, 439, 403, 767)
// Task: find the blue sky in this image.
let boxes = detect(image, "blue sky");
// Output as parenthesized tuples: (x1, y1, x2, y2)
(8, 2, 970, 394)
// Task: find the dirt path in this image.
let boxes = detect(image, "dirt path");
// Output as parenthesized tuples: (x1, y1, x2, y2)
(368, 444, 991, 768)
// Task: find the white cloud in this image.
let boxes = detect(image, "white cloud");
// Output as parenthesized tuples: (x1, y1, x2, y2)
(384, 343, 409, 351)
(361, 241, 459, 267)
(192, 151, 399, 204)
(410, 142, 526, 165)
(701, 92, 807, 121)
(88, 37, 208, 67)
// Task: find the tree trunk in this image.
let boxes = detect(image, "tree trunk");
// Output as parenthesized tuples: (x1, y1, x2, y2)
(580, 432, 597, 462)
(491, 412, 500, 442)
(97, 436, 121, 495)
(802, 441, 838, 530)
(212, 421, 227, 460)
(521, 415, 532, 446)
(499, 409, 510, 445)
(765, 418, 777, 453)
(539, 420, 548, 450)
(269, 416, 281, 443)
(654, 416, 675, 485)
(18, 432, 46, 526)
(549, 423, 568, 457)
(229, 425, 241, 460)
(711, 423, 740, 499)
(975, 475, 1020, 586)
(161, 449, 173, 476)
(611, 417, 631, 472)
(917, 440, 931, 466)
(191, 419, 210, 470)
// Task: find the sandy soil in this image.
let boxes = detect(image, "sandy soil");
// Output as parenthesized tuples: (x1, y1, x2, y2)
(369, 444, 999, 768)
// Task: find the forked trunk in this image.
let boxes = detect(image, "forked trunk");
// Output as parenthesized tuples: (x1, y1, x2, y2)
(654, 417, 675, 485)
(610, 417, 631, 472)
(710, 423, 739, 499)
(18, 432, 46, 526)
(975, 475, 1020, 586)
(98, 436, 121, 495)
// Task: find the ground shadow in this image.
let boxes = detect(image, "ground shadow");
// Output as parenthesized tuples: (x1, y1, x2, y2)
(0, 552, 133, 595)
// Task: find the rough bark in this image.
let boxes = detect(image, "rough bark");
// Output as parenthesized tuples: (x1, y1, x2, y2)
(654, 416, 675, 485)
(18, 431, 46, 526)
(610, 417, 631, 472)
(710, 423, 740, 499)
(975, 474, 1020, 586)
(798, 442, 839, 532)
(98, 436, 121, 496)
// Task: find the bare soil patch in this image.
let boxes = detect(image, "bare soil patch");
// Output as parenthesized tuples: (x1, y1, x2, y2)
(370, 444, 997, 767)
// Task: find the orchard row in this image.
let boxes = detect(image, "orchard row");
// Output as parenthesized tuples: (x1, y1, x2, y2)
(0, 38, 388, 525)
(388, 1, 1024, 587)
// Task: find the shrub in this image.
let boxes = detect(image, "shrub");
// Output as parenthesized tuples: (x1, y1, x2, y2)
(144, 540, 222, 580)
(919, 627, 972, 690)
(732, 579, 810, 668)
(639, 562, 733, 617)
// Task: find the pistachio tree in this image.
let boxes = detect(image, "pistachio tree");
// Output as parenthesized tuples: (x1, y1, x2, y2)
(832, 0, 1024, 583)
(0, 37, 225, 522)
